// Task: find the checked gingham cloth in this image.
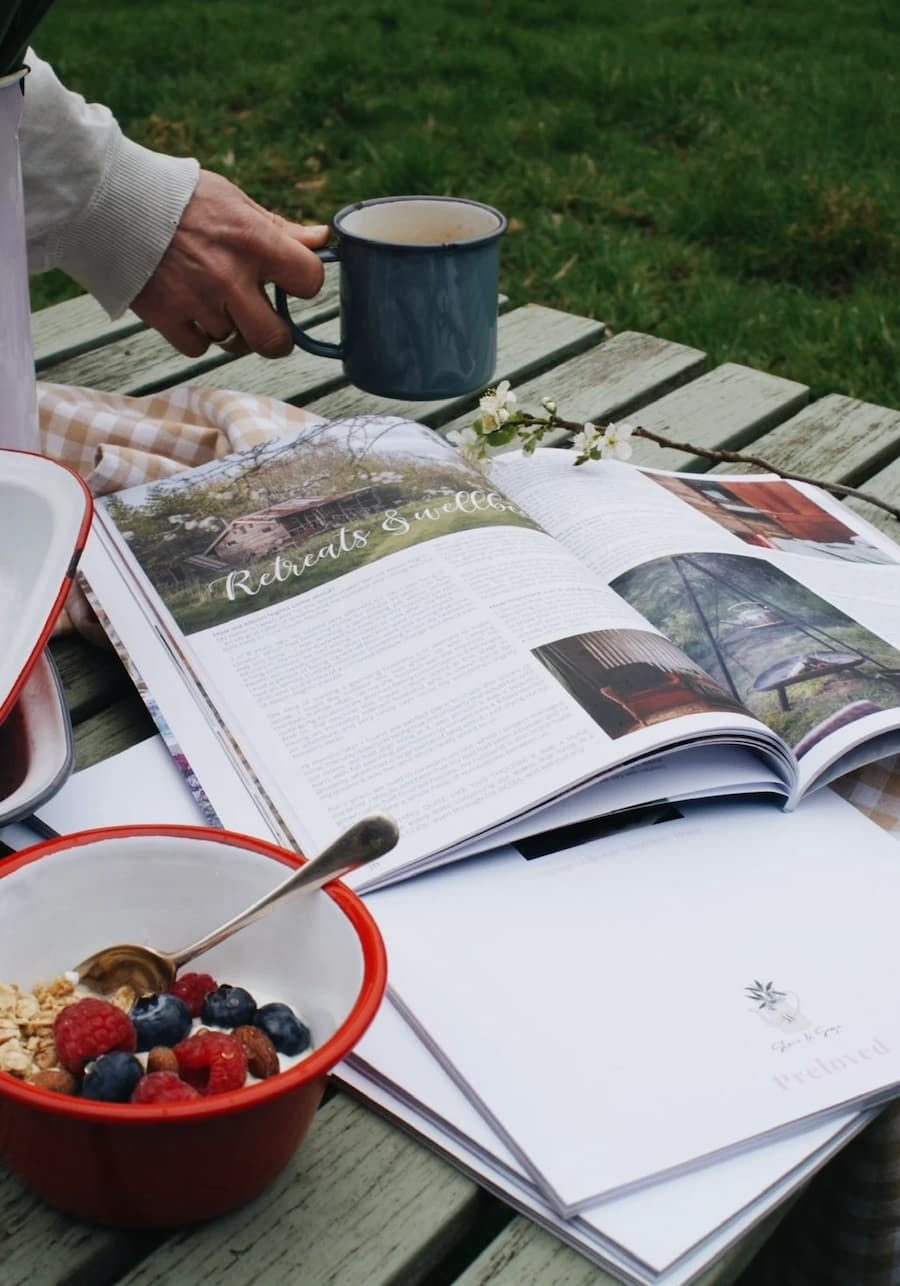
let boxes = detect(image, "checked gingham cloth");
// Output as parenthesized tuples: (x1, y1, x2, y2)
(36, 380, 900, 1285)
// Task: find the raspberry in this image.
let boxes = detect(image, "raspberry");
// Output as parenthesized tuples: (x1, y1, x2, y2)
(53, 998, 137, 1076)
(171, 971, 218, 1018)
(132, 1071, 202, 1105)
(174, 1030, 248, 1095)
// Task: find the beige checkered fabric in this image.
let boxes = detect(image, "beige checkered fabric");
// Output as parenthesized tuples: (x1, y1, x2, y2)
(833, 755, 900, 836)
(39, 381, 324, 496)
(36, 381, 900, 1284)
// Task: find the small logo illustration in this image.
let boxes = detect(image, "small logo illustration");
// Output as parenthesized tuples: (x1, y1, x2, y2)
(745, 979, 811, 1032)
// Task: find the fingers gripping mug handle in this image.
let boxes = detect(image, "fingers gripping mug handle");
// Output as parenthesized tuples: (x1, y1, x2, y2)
(275, 247, 343, 359)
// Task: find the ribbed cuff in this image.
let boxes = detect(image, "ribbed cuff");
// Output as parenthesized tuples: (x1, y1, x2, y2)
(61, 135, 200, 318)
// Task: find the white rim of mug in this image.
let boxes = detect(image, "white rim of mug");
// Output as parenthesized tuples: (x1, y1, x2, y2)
(331, 195, 508, 250)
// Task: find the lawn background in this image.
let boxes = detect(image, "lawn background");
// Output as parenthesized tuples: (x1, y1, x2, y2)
(27, 0, 900, 407)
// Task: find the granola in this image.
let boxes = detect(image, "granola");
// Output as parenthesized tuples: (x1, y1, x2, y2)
(0, 976, 88, 1080)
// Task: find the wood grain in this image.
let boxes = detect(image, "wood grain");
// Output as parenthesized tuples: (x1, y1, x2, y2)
(35, 274, 342, 397)
(440, 329, 707, 442)
(623, 362, 809, 472)
(49, 636, 133, 725)
(114, 1095, 488, 1286)
(72, 695, 157, 769)
(0, 1164, 164, 1286)
(711, 394, 900, 485)
(31, 294, 144, 370)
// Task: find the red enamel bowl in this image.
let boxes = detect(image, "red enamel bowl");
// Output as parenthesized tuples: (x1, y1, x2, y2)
(0, 826, 387, 1226)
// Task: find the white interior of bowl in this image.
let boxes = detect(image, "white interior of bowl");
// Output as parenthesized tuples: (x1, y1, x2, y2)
(0, 650, 73, 825)
(0, 451, 90, 716)
(0, 834, 366, 1050)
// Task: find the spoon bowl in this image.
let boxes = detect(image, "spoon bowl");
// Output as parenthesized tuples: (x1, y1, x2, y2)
(73, 813, 398, 996)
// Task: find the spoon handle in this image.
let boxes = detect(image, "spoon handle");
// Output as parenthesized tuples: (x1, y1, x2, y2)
(170, 814, 399, 970)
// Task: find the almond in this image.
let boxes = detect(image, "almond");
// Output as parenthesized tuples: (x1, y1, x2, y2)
(233, 1025, 280, 1079)
(147, 1046, 179, 1074)
(29, 1068, 78, 1095)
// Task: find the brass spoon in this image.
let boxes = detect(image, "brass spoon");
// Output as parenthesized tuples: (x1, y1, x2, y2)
(73, 814, 399, 997)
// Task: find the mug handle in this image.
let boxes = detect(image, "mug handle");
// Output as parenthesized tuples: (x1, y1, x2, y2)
(274, 247, 343, 359)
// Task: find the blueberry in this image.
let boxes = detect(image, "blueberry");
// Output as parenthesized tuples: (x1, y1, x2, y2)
(201, 984, 257, 1029)
(254, 1002, 311, 1056)
(82, 1051, 144, 1103)
(131, 993, 193, 1051)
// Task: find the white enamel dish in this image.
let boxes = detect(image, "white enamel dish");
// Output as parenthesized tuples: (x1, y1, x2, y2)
(0, 449, 92, 725)
(0, 648, 74, 825)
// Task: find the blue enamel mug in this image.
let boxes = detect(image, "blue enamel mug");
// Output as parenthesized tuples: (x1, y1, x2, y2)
(275, 195, 506, 401)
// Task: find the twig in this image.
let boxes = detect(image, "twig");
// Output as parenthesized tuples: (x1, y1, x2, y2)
(543, 415, 900, 523)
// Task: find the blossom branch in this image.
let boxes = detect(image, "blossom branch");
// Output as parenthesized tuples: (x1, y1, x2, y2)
(449, 382, 900, 524)
(545, 414, 900, 523)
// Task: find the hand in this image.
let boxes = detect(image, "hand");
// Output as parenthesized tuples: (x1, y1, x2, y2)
(131, 169, 330, 359)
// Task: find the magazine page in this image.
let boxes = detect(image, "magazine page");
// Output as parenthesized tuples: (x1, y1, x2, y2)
(79, 527, 305, 843)
(340, 1048, 870, 1286)
(81, 515, 786, 891)
(344, 999, 868, 1281)
(491, 452, 900, 796)
(366, 789, 900, 1211)
(90, 415, 783, 882)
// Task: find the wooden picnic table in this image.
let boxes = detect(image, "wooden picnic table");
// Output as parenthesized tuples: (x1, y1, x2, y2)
(6, 269, 900, 1286)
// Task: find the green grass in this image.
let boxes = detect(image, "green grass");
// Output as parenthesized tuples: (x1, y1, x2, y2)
(29, 0, 900, 406)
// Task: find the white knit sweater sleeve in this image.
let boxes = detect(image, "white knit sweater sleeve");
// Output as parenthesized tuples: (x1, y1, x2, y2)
(20, 51, 200, 317)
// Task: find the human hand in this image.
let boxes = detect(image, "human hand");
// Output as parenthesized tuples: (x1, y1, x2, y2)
(131, 169, 330, 358)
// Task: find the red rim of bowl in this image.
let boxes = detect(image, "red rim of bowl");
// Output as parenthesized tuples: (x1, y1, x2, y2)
(0, 824, 388, 1123)
(0, 451, 94, 728)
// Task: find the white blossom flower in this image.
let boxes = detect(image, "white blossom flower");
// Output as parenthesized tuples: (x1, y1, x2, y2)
(571, 421, 603, 457)
(540, 395, 557, 414)
(598, 421, 635, 461)
(448, 424, 488, 465)
(478, 379, 516, 431)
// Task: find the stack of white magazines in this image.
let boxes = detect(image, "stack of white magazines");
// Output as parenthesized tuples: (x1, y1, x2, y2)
(13, 738, 900, 1285)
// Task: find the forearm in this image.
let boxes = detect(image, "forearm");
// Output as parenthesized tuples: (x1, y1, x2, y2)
(20, 50, 201, 317)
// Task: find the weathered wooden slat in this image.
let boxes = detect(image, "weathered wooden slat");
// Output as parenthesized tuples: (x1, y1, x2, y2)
(453, 1196, 795, 1286)
(0, 1164, 165, 1286)
(843, 455, 900, 536)
(31, 294, 144, 369)
(452, 1217, 619, 1286)
(303, 305, 607, 427)
(440, 330, 707, 442)
(712, 394, 900, 485)
(36, 273, 342, 397)
(172, 312, 348, 399)
(49, 635, 133, 726)
(73, 695, 156, 770)
(114, 1094, 491, 1286)
(622, 362, 809, 472)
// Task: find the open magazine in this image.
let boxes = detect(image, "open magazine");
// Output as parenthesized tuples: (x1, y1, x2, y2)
(81, 414, 900, 890)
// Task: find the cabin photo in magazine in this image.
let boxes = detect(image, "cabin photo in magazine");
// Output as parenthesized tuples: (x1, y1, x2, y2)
(102, 417, 537, 633)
